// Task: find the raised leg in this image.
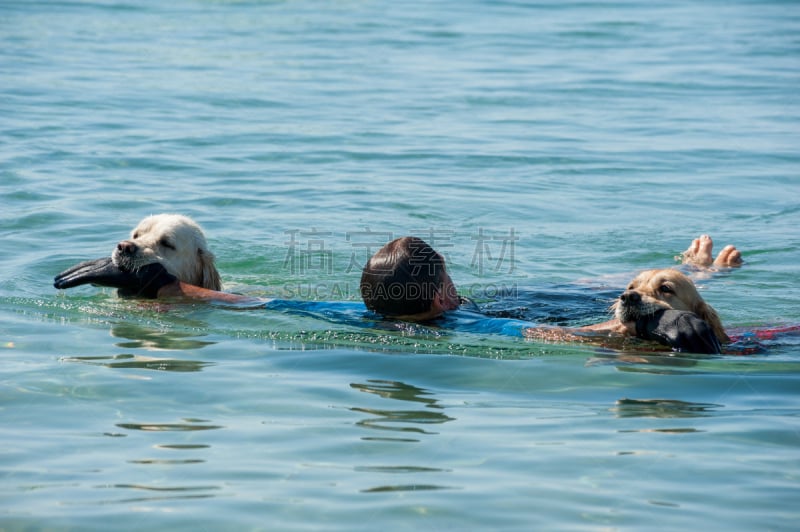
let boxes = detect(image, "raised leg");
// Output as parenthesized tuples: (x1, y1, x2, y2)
(681, 235, 742, 268)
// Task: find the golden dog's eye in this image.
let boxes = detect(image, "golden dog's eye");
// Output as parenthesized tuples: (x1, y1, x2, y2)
(159, 238, 176, 250)
(659, 284, 674, 294)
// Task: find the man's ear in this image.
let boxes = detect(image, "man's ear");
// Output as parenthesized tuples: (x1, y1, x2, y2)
(427, 288, 447, 317)
(431, 289, 444, 310)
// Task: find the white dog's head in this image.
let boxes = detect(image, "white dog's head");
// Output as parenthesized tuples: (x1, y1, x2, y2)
(111, 214, 221, 290)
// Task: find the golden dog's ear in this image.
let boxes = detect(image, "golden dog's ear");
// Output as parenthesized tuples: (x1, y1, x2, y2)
(693, 300, 729, 343)
(198, 248, 222, 291)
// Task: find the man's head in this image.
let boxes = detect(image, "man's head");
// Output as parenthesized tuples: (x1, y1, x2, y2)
(360, 236, 459, 321)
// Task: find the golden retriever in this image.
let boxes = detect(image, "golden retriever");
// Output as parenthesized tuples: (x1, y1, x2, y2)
(526, 235, 741, 347)
(112, 214, 221, 290)
(525, 268, 729, 346)
(612, 268, 728, 342)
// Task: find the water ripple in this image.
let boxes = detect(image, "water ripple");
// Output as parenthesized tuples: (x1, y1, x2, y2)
(116, 421, 223, 432)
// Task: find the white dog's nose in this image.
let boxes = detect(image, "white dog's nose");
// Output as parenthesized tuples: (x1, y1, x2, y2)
(117, 241, 138, 255)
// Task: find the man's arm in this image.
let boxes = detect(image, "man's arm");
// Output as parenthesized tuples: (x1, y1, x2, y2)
(526, 310, 721, 354)
(54, 257, 260, 305)
(157, 279, 262, 305)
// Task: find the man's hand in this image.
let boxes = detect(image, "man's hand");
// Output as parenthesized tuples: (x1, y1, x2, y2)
(54, 257, 177, 299)
(635, 308, 722, 354)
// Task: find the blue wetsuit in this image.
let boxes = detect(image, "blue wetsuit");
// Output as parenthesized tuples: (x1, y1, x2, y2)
(263, 299, 531, 337)
(262, 299, 800, 355)
(437, 309, 531, 337)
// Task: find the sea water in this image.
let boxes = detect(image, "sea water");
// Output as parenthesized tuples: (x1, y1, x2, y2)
(1, 0, 799, 530)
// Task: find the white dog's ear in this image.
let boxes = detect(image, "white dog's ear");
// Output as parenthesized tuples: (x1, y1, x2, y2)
(198, 248, 222, 291)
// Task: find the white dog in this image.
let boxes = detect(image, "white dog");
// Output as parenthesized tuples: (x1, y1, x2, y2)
(112, 214, 221, 290)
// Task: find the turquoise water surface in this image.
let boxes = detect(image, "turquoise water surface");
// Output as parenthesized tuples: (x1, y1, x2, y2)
(2, 1, 799, 530)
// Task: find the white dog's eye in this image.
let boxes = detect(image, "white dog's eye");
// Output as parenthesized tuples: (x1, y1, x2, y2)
(159, 238, 176, 250)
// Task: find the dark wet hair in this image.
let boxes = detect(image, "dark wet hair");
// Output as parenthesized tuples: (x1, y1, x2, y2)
(359, 236, 445, 317)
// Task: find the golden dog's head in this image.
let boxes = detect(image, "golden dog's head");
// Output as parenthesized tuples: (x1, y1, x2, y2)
(112, 214, 221, 290)
(613, 268, 728, 342)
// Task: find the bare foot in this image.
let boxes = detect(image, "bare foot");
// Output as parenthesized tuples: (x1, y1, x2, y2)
(681, 235, 715, 266)
(680, 235, 742, 268)
(713, 244, 742, 267)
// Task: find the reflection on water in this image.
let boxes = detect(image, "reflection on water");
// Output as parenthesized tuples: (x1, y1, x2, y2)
(361, 484, 455, 493)
(61, 353, 213, 372)
(93, 420, 224, 502)
(350, 380, 456, 493)
(350, 380, 454, 439)
(116, 420, 223, 432)
(351, 379, 443, 407)
(612, 398, 723, 419)
(155, 444, 211, 450)
(618, 427, 705, 434)
(354, 465, 451, 474)
(612, 398, 719, 435)
(110, 322, 215, 351)
(604, 398, 724, 439)
(587, 351, 706, 374)
(128, 458, 205, 465)
(95, 484, 221, 505)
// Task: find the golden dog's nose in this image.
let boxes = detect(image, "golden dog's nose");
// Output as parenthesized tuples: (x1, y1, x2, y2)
(620, 290, 641, 304)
